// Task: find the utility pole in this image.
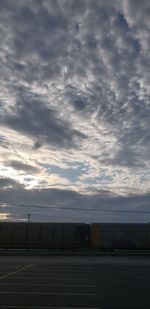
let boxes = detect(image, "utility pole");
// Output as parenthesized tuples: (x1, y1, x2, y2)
(27, 214, 31, 223)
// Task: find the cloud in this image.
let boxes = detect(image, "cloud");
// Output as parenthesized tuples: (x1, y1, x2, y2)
(0, 177, 24, 190)
(32, 139, 44, 150)
(2, 88, 86, 149)
(4, 160, 40, 174)
(0, 180, 150, 222)
(0, 0, 150, 221)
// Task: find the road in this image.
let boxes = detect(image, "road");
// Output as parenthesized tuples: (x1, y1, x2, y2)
(0, 256, 149, 308)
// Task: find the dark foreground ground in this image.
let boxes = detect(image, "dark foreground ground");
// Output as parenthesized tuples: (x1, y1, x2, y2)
(0, 256, 149, 309)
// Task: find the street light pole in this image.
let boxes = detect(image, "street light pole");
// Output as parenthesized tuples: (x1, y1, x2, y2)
(27, 214, 31, 223)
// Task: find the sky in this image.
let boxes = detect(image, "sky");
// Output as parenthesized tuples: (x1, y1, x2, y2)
(0, 0, 150, 223)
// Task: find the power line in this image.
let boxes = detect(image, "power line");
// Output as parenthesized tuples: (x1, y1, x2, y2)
(0, 203, 150, 214)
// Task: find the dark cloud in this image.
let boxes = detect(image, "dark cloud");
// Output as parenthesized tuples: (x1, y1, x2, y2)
(4, 160, 40, 174)
(0, 180, 150, 222)
(32, 140, 43, 150)
(101, 146, 146, 168)
(2, 89, 86, 149)
(0, 177, 24, 190)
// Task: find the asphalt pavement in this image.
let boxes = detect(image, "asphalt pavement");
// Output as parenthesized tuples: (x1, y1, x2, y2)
(0, 256, 150, 308)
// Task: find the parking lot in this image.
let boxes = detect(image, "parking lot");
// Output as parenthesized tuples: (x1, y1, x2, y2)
(0, 256, 150, 308)
(0, 256, 100, 308)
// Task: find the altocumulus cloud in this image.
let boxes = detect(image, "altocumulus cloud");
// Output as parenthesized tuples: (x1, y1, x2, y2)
(0, 0, 150, 222)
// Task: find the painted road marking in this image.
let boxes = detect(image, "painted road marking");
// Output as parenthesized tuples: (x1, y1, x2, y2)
(37, 267, 92, 271)
(15, 274, 92, 279)
(8, 276, 95, 283)
(0, 283, 96, 287)
(8, 276, 94, 282)
(0, 264, 33, 279)
(0, 270, 21, 273)
(0, 291, 98, 296)
(25, 270, 92, 274)
(0, 266, 21, 268)
(0, 305, 102, 309)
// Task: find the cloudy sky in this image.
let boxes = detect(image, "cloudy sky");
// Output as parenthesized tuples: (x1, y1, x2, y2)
(0, 0, 150, 222)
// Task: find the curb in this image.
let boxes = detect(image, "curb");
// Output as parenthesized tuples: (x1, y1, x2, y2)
(0, 250, 150, 256)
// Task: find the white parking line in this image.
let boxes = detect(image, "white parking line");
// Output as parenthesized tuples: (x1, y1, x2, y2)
(30, 267, 91, 270)
(26, 270, 92, 274)
(0, 305, 101, 309)
(0, 271, 21, 273)
(15, 274, 92, 278)
(0, 266, 21, 269)
(0, 283, 96, 287)
(0, 264, 33, 279)
(0, 291, 98, 296)
(9, 276, 95, 283)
